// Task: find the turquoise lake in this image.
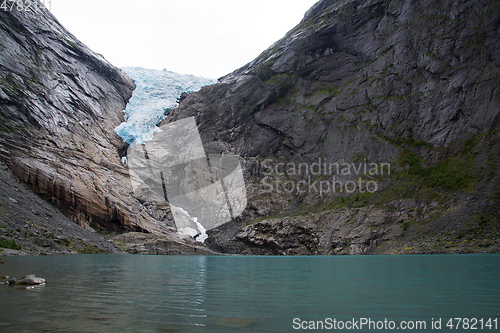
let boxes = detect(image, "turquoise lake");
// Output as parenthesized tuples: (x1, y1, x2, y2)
(1, 254, 499, 332)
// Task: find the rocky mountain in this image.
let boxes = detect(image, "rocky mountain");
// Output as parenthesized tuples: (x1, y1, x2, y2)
(1, 0, 498, 256)
(0, 4, 212, 254)
(164, 0, 500, 254)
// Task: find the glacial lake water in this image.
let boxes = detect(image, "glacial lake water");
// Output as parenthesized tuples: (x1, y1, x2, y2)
(0, 254, 499, 333)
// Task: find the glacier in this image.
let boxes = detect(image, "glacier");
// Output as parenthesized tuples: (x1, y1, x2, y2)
(115, 67, 216, 145)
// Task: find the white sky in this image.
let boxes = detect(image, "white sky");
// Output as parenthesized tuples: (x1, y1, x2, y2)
(50, 0, 319, 79)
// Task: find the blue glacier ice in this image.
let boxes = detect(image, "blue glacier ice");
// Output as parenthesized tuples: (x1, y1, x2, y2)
(115, 67, 216, 145)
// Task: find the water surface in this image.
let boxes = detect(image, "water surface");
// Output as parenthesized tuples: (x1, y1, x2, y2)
(1, 254, 499, 332)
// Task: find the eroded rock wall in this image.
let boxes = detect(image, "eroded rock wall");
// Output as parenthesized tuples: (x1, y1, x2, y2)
(165, 0, 500, 254)
(0, 5, 163, 234)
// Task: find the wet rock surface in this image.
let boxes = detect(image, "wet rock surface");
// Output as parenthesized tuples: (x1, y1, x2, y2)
(16, 274, 45, 285)
(1, 274, 46, 288)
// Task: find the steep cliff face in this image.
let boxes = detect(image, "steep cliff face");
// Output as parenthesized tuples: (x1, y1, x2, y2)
(165, 0, 500, 254)
(0, 5, 185, 242)
(169, 0, 499, 158)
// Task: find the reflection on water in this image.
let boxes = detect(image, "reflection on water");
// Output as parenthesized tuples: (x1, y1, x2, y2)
(0, 255, 499, 332)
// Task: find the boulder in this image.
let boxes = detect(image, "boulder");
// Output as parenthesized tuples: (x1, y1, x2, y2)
(16, 275, 45, 285)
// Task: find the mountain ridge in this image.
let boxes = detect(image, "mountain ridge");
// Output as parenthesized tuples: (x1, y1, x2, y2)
(164, 0, 500, 254)
(0, 0, 498, 255)
(0, 5, 214, 254)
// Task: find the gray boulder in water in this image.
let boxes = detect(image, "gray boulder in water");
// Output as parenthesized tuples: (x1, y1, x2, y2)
(16, 275, 46, 285)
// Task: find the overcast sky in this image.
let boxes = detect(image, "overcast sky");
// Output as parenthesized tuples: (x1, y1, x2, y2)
(50, 0, 318, 79)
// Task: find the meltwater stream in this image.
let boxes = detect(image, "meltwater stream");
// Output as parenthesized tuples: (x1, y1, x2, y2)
(1, 255, 499, 332)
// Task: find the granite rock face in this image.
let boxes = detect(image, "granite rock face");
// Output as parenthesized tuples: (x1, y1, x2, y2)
(168, 0, 499, 160)
(166, 0, 500, 254)
(0, 6, 170, 235)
